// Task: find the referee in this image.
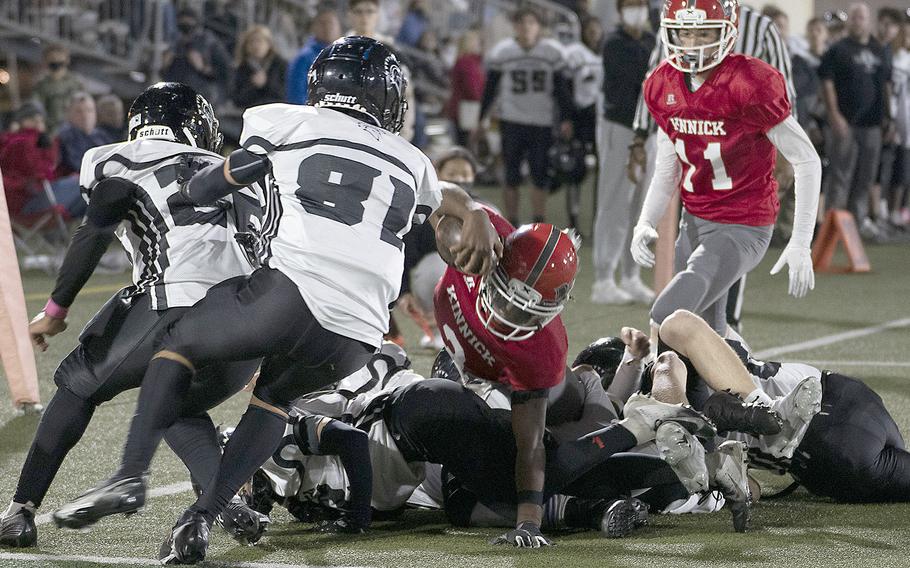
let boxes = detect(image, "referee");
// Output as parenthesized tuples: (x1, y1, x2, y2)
(628, 2, 797, 332)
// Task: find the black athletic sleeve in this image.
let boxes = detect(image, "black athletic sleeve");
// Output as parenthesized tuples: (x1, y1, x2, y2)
(317, 420, 373, 529)
(553, 72, 574, 122)
(50, 177, 136, 308)
(479, 70, 502, 121)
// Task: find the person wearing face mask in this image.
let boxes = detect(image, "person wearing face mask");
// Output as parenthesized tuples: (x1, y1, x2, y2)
(589, 0, 655, 305)
(231, 26, 287, 111)
(31, 44, 85, 134)
(162, 7, 232, 104)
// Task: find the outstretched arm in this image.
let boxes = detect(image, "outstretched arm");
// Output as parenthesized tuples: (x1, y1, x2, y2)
(181, 148, 271, 206)
(766, 115, 821, 298)
(31, 178, 136, 350)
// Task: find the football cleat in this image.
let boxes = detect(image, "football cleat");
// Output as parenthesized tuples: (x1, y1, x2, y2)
(622, 393, 717, 444)
(314, 517, 367, 534)
(159, 509, 211, 565)
(0, 507, 37, 548)
(707, 441, 752, 533)
(246, 469, 276, 517)
(655, 421, 710, 494)
(597, 499, 638, 538)
(764, 376, 823, 459)
(217, 496, 270, 545)
(702, 390, 783, 436)
(628, 497, 649, 528)
(53, 476, 145, 529)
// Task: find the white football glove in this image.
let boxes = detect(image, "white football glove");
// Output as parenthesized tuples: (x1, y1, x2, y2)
(770, 244, 814, 298)
(630, 223, 659, 268)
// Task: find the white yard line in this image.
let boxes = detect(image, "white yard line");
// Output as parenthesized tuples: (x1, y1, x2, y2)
(796, 360, 910, 368)
(0, 552, 367, 568)
(34, 481, 193, 526)
(753, 317, 910, 359)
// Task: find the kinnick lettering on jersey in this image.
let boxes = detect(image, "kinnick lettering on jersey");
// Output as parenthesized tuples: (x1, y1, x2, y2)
(669, 117, 728, 136)
(447, 285, 496, 366)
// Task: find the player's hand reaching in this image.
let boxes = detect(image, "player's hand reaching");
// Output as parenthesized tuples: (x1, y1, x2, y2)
(621, 327, 651, 360)
(770, 244, 814, 298)
(630, 223, 659, 268)
(454, 209, 502, 276)
(29, 312, 67, 352)
(492, 521, 552, 548)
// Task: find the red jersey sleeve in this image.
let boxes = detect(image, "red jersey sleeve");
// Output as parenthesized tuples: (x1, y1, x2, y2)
(735, 58, 791, 133)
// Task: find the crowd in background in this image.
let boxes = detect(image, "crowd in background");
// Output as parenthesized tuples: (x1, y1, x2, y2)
(1, 1, 909, 265)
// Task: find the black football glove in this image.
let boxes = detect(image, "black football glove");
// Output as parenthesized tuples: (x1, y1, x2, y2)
(491, 521, 552, 548)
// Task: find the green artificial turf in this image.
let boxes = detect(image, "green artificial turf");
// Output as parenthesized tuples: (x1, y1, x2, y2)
(1, 180, 909, 567)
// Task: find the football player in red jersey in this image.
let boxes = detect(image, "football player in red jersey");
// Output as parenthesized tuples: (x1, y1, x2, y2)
(434, 209, 718, 547)
(630, 0, 821, 358)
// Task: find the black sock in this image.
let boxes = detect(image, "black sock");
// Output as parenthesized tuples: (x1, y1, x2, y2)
(564, 498, 609, 529)
(163, 414, 221, 492)
(549, 424, 638, 489)
(14, 387, 95, 507)
(193, 405, 287, 522)
(117, 358, 193, 479)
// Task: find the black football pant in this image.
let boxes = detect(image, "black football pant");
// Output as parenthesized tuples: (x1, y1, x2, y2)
(790, 372, 910, 502)
(384, 379, 643, 519)
(13, 290, 259, 508)
(116, 268, 374, 521)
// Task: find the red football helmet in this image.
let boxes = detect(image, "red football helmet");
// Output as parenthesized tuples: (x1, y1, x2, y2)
(661, 0, 739, 74)
(477, 224, 579, 341)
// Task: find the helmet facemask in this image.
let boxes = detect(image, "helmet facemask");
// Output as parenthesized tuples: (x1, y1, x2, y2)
(476, 266, 569, 342)
(661, 9, 737, 74)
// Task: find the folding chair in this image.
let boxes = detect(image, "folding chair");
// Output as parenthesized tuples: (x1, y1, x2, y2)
(9, 180, 72, 274)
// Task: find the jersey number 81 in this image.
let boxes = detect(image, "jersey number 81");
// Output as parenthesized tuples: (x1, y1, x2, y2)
(295, 153, 416, 250)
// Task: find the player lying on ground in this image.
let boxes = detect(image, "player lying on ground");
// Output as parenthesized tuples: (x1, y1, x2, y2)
(630, 0, 821, 338)
(53, 37, 500, 565)
(0, 83, 267, 550)
(653, 309, 910, 503)
(247, 343, 721, 540)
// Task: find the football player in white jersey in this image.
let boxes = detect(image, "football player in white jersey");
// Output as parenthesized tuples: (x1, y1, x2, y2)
(54, 37, 499, 565)
(650, 310, 910, 505)
(0, 83, 267, 549)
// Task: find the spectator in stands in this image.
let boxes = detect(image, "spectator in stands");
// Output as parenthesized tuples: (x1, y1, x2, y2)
(591, 0, 654, 305)
(444, 29, 485, 147)
(885, 14, 910, 227)
(877, 8, 903, 52)
(162, 7, 232, 104)
(791, 18, 829, 163)
(204, 0, 240, 56)
(347, 0, 393, 44)
(286, 8, 341, 104)
(232, 26, 287, 111)
(31, 45, 84, 134)
(55, 92, 113, 178)
(477, 7, 573, 225)
(409, 30, 449, 148)
(566, 16, 603, 157)
(1, 102, 85, 220)
(396, 0, 430, 47)
(96, 94, 126, 142)
(820, 2, 893, 232)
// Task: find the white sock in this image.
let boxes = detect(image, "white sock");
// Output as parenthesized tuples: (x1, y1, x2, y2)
(2, 501, 34, 519)
(745, 388, 773, 406)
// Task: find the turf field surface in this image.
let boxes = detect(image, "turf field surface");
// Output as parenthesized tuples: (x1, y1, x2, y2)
(2, 182, 910, 568)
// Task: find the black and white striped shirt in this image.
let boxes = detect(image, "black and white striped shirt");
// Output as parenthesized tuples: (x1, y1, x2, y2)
(632, 5, 797, 133)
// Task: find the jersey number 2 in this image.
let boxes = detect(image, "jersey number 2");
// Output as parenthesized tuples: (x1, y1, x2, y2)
(674, 140, 732, 192)
(295, 153, 416, 250)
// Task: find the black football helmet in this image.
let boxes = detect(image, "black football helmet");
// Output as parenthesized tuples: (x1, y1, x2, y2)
(430, 349, 461, 382)
(572, 337, 626, 390)
(548, 138, 588, 189)
(127, 82, 222, 153)
(306, 36, 407, 134)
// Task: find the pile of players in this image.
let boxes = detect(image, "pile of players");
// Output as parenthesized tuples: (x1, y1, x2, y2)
(3, 1, 910, 564)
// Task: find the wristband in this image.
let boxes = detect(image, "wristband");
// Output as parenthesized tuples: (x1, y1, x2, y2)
(516, 490, 544, 507)
(44, 298, 68, 320)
